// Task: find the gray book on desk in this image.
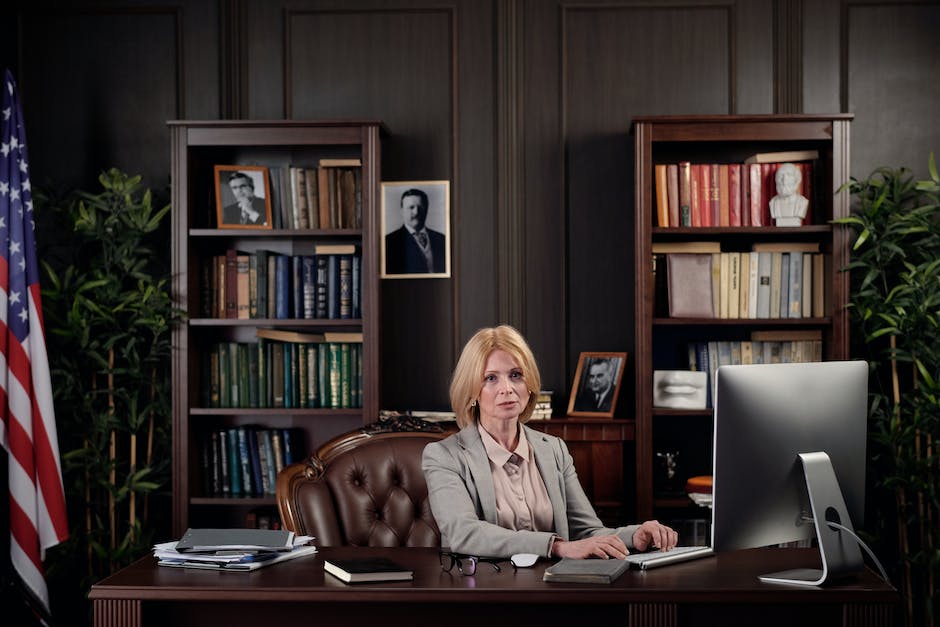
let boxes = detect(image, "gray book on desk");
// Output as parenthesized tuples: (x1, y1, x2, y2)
(175, 528, 294, 552)
(542, 558, 629, 584)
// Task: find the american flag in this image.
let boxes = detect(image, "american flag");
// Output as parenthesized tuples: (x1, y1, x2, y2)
(0, 69, 68, 615)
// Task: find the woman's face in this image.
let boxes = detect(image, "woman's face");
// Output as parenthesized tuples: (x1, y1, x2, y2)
(477, 349, 530, 426)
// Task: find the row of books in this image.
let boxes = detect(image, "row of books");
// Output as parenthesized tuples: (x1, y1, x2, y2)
(201, 245, 360, 320)
(200, 427, 306, 498)
(687, 331, 824, 407)
(266, 159, 362, 230)
(204, 333, 364, 409)
(528, 390, 554, 420)
(654, 150, 818, 228)
(659, 241, 829, 320)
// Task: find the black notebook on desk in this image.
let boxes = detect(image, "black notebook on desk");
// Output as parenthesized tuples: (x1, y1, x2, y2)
(542, 558, 630, 584)
(323, 557, 413, 583)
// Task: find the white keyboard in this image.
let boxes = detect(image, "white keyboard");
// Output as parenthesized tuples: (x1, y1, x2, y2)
(624, 545, 714, 570)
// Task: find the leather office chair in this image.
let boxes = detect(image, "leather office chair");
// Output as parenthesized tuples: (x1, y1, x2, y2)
(276, 418, 455, 547)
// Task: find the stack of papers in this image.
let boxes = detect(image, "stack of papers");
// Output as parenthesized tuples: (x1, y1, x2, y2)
(155, 528, 317, 571)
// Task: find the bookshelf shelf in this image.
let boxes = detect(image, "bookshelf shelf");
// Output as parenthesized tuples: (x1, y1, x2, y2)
(170, 120, 383, 536)
(633, 114, 852, 524)
(652, 317, 831, 326)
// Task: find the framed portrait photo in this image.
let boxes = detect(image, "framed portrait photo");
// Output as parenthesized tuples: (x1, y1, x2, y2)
(380, 180, 451, 278)
(214, 165, 273, 229)
(567, 352, 627, 418)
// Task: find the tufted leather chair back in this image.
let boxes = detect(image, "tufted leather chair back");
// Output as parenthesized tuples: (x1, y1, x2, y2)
(276, 429, 453, 547)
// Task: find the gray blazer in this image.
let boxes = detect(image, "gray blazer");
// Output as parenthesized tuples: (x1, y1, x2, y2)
(422, 423, 640, 558)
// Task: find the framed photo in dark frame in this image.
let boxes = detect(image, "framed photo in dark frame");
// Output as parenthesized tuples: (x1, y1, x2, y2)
(214, 165, 273, 229)
(567, 352, 627, 418)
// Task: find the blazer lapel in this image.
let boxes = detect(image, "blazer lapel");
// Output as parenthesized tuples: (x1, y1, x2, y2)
(456, 424, 499, 524)
(525, 426, 569, 539)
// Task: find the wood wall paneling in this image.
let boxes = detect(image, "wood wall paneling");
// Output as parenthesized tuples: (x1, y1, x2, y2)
(21, 8, 182, 192)
(844, 1, 940, 179)
(562, 4, 734, 414)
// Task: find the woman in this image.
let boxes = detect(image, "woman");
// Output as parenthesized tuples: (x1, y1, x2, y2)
(422, 325, 678, 559)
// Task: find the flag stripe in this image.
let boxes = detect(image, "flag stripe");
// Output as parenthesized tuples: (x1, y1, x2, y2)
(1, 69, 68, 616)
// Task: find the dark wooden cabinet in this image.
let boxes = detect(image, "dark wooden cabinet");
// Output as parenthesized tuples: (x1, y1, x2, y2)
(632, 114, 853, 524)
(529, 418, 635, 525)
(169, 120, 382, 536)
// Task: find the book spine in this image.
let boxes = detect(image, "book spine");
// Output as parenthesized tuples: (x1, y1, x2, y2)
(339, 255, 353, 319)
(778, 253, 790, 318)
(327, 254, 339, 319)
(255, 429, 271, 495)
(351, 254, 361, 319)
(217, 428, 230, 496)
(666, 164, 680, 228)
(306, 344, 319, 408)
(316, 255, 329, 318)
(728, 163, 741, 227)
(255, 249, 269, 319)
(275, 255, 290, 319)
(678, 161, 692, 226)
(655, 164, 669, 227)
(225, 249, 238, 319)
(247, 426, 263, 497)
(292, 255, 303, 319)
(302, 255, 317, 319)
(227, 428, 242, 496)
(261, 429, 277, 493)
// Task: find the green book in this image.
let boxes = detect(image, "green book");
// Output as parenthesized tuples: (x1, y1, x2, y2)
(318, 343, 330, 408)
(237, 343, 250, 408)
(329, 342, 342, 408)
(256, 340, 267, 408)
(297, 343, 308, 408)
(218, 343, 231, 408)
(283, 342, 293, 409)
(306, 344, 319, 408)
(340, 342, 351, 408)
(271, 343, 284, 408)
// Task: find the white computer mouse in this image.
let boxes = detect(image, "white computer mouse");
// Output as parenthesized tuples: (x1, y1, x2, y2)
(510, 553, 539, 568)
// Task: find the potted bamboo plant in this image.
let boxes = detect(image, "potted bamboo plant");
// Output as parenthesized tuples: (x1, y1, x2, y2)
(36, 169, 180, 622)
(835, 155, 940, 627)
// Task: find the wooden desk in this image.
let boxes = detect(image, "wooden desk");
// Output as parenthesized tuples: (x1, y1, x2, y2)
(90, 547, 897, 627)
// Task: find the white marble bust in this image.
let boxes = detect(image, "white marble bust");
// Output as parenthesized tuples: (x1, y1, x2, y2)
(769, 162, 809, 227)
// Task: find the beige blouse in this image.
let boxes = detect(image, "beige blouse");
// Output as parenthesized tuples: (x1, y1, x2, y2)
(478, 424, 554, 533)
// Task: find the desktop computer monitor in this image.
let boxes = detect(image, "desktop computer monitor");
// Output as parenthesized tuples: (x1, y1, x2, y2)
(711, 360, 868, 585)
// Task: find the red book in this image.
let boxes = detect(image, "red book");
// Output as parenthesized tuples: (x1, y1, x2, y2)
(718, 164, 731, 227)
(709, 164, 721, 227)
(728, 164, 742, 227)
(667, 164, 680, 228)
(747, 163, 763, 227)
(690, 164, 702, 227)
(761, 163, 775, 226)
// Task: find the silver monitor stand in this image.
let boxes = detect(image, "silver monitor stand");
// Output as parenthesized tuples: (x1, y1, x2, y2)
(758, 452, 864, 586)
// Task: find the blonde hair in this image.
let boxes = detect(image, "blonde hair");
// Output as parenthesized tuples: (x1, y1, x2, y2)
(449, 325, 542, 428)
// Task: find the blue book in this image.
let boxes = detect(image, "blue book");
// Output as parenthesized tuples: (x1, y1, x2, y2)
(261, 430, 277, 494)
(301, 255, 317, 319)
(327, 255, 340, 319)
(245, 426, 263, 497)
(274, 255, 290, 319)
(236, 427, 254, 496)
(226, 428, 242, 496)
(292, 255, 303, 319)
(351, 254, 361, 318)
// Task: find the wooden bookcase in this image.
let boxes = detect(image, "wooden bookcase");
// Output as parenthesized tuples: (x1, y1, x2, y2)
(169, 120, 382, 536)
(632, 114, 853, 528)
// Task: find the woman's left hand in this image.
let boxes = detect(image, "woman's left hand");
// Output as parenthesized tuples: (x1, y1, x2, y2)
(632, 520, 679, 552)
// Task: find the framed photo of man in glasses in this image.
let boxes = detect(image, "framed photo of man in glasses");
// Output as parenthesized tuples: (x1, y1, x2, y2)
(214, 165, 273, 229)
(567, 352, 626, 418)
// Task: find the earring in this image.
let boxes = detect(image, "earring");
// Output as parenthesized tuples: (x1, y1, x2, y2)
(470, 400, 477, 408)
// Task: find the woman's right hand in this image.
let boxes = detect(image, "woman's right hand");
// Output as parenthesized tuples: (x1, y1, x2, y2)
(551, 534, 629, 559)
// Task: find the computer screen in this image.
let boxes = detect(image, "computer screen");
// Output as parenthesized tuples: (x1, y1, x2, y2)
(711, 360, 868, 585)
